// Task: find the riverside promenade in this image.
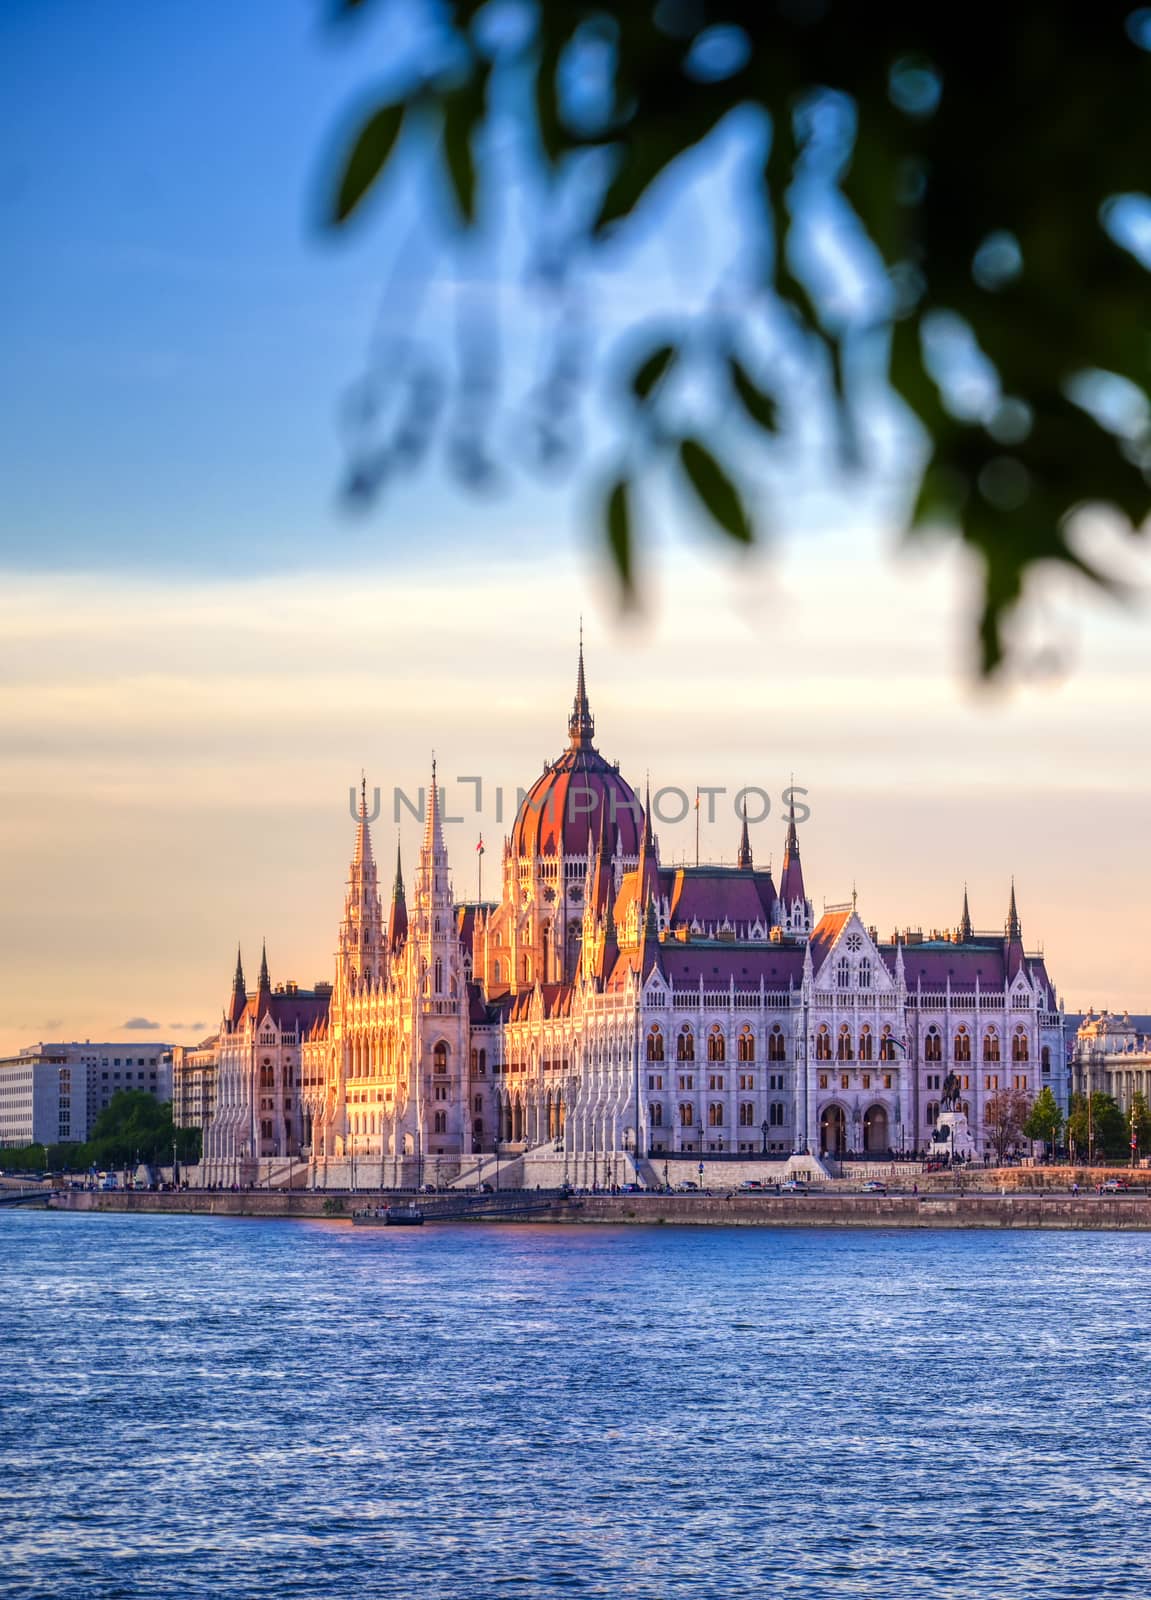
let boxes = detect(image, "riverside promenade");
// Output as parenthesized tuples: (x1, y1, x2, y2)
(50, 1184, 1151, 1230)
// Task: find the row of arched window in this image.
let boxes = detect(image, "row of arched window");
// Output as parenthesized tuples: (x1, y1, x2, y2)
(815, 1025, 898, 1062)
(646, 1024, 789, 1064)
(923, 1025, 1030, 1063)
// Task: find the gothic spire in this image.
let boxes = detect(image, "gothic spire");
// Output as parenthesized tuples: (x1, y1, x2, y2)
(353, 773, 374, 868)
(226, 943, 247, 1028)
(568, 630, 595, 748)
(416, 755, 451, 925)
(779, 790, 805, 908)
(1005, 878, 1022, 942)
(958, 884, 973, 942)
(388, 838, 408, 951)
(636, 776, 660, 905)
(737, 798, 753, 870)
(257, 939, 270, 992)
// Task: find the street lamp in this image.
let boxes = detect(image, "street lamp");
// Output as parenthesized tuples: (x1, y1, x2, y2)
(493, 1135, 501, 1193)
(760, 1119, 770, 1157)
(698, 1158, 705, 1193)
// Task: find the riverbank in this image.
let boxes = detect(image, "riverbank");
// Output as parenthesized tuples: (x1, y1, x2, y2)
(49, 1188, 1151, 1230)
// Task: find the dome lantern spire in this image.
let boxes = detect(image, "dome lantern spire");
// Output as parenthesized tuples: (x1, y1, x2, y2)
(568, 627, 595, 748)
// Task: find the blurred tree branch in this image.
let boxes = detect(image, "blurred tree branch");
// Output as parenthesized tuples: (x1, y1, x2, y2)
(320, 0, 1151, 673)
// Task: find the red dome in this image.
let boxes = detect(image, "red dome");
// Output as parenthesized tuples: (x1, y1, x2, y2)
(510, 646, 642, 860)
(513, 746, 642, 859)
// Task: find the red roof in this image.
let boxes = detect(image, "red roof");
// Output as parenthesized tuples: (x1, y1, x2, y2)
(511, 744, 642, 859)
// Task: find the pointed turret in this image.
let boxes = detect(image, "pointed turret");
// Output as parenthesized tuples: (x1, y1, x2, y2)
(415, 757, 452, 931)
(737, 799, 753, 870)
(568, 633, 595, 749)
(388, 838, 408, 952)
(958, 885, 973, 942)
(257, 940, 270, 992)
(638, 892, 663, 980)
(778, 791, 810, 934)
(1005, 878, 1022, 942)
(337, 774, 384, 987)
(636, 777, 660, 905)
(353, 774, 374, 868)
(226, 944, 247, 1028)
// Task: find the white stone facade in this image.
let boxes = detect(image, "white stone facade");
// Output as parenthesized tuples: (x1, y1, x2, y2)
(196, 654, 1066, 1185)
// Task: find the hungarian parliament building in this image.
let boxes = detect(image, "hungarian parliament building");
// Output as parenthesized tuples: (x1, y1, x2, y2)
(186, 650, 1068, 1187)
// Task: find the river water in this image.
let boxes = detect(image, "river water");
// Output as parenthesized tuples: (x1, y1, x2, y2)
(2, 1211, 1150, 1599)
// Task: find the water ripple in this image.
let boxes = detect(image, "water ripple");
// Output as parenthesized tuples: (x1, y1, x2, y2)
(2, 1214, 1150, 1598)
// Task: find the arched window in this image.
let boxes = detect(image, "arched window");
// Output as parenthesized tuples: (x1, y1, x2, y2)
(955, 1027, 971, 1062)
(837, 1026, 854, 1061)
(859, 1026, 873, 1062)
(650, 1103, 663, 1127)
(493, 960, 502, 983)
(677, 1027, 695, 1062)
(679, 1103, 694, 1127)
(737, 1027, 755, 1062)
(1041, 1045, 1051, 1072)
(768, 1027, 786, 1062)
(473, 1117, 484, 1137)
(433, 1040, 449, 1075)
(984, 1029, 1000, 1062)
(1012, 1029, 1029, 1062)
(879, 1027, 896, 1062)
(858, 958, 872, 990)
(707, 1028, 726, 1062)
(815, 1026, 832, 1062)
(520, 955, 530, 984)
(926, 1101, 940, 1126)
(769, 1101, 785, 1127)
(646, 1027, 665, 1062)
(434, 958, 443, 993)
(433, 1111, 447, 1134)
(925, 1027, 942, 1062)
(837, 956, 851, 990)
(708, 1102, 724, 1127)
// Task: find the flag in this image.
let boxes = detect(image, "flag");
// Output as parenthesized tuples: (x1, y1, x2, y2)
(476, 835, 485, 855)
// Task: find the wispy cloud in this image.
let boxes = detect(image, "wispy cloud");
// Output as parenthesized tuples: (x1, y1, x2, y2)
(122, 1016, 161, 1031)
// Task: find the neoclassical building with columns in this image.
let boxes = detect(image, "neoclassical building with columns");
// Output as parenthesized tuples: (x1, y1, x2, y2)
(194, 648, 1067, 1186)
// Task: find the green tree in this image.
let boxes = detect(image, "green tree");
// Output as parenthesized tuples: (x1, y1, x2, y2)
(321, 2, 1151, 673)
(1022, 1086, 1063, 1156)
(1067, 1091, 1128, 1162)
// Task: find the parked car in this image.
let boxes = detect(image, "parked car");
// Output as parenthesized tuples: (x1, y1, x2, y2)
(676, 1181, 699, 1192)
(863, 1180, 888, 1194)
(739, 1179, 764, 1191)
(781, 1179, 807, 1192)
(1102, 1178, 1128, 1192)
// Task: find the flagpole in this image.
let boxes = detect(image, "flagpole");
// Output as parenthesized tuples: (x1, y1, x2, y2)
(477, 834, 484, 904)
(694, 786, 700, 868)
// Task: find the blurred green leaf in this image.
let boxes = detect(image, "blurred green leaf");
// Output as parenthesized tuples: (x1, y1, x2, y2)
(442, 66, 490, 226)
(728, 356, 778, 434)
(604, 477, 636, 602)
(679, 439, 753, 545)
(331, 101, 405, 225)
(632, 343, 677, 401)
